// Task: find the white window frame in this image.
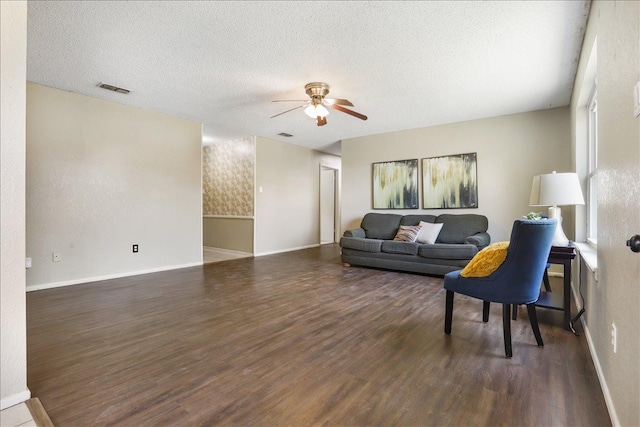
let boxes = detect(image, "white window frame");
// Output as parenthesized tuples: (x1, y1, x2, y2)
(586, 85, 598, 246)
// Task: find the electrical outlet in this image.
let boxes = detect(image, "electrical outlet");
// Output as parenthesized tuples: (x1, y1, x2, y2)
(133, 244, 138, 253)
(611, 323, 617, 353)
(25, 257, 32, 268)
(52, 252, 61, 262)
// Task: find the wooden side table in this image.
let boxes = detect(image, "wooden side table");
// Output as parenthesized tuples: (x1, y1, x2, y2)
(535, 244, 577, 333)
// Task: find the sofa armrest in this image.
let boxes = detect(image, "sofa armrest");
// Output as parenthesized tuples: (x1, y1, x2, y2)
(465, 232, 491, 249)
(343, 228, 366, 238)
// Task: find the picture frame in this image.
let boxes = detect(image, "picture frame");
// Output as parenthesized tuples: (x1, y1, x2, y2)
(422, 153, 478, 209)
(372, 159, 419, 209)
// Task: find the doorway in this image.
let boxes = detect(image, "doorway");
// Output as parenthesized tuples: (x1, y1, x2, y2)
(320, 166, 338, 244)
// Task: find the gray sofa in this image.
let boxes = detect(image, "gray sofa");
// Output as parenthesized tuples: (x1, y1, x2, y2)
(340, 213, 490, 276)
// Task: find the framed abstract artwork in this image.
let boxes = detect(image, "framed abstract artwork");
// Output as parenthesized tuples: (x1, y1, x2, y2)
(372, 159, 419, 209)
(422, 153, 478, 209)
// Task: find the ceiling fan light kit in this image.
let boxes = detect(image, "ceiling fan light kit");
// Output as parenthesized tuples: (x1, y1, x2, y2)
(304, 103, 329, 119)
(272, 82, 367, 127)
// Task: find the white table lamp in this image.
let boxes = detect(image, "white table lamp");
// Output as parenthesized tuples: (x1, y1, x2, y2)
(529, 171, 585, 246)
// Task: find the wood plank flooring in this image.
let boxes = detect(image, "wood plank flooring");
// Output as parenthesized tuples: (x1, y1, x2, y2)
(27, 244, 610, 426)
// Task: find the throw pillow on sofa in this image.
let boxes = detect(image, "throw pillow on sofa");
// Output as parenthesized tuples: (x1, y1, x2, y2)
(393, 225, 422, 242)
(416, 221, 444, 244)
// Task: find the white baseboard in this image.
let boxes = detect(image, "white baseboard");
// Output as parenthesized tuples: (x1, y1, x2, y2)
(26, 261, 203, 292)
(254, 244, 320, 257)
(0, 389, 31, 411)
(582, 321, 620, 427)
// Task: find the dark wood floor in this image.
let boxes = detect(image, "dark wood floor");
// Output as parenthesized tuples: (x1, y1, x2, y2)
(27, 244, 610, 426)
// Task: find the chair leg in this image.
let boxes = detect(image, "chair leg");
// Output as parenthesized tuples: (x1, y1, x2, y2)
(512, 304, 518, 320)
(445, 290, 454, 335)
(482, 301, 490, 322)
(502, 304, 512, 358)
(527, 303, 544, 347)
(543, 269, 552, 292)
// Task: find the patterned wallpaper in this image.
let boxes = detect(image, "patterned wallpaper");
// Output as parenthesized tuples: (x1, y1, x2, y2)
(202, 137, 255, 216)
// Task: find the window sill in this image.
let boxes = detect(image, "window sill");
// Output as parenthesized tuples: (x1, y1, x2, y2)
(574, 242, 598, 277)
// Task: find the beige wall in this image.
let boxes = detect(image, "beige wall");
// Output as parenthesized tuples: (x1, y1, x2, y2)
(255, 137, 341, 255)
(26, 83, 203, 290)
(203, 217, 254, 253)
(570, 1, 640, 425)
(0, 0, 30, 410)
(341, 108, 572, 243)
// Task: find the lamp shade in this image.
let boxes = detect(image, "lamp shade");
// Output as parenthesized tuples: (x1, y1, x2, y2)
(529, 171, 585, 207)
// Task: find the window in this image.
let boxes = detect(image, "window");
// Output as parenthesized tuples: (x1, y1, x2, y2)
(587, 85, 598, 245)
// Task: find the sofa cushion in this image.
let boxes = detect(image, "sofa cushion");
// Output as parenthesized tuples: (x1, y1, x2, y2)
(340, 237, 383, 253)
(400, 214, 437, 226)
(435, 214, 489, 244)
(381, 241, 419, 255)
(417, 221, 444, 244)
(418, 243, 478, 260)
(361, 213, 403, 240)
(393, 225, 421, 242)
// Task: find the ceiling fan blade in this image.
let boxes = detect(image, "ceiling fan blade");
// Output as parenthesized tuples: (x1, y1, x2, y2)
(317, 116, 327, 126)
(325, 98, 354, 107)
(330, 103, 368, 121)
(271, 105, 305, 118)
(272, 100, 307, 102)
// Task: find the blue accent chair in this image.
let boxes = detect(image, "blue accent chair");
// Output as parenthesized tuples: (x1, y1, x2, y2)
(443, 219, 557, 358)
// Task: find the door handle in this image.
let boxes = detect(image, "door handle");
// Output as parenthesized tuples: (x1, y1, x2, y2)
(627, 235, 640, 253)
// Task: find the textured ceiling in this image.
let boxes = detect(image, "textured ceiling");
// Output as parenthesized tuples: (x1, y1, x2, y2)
(26, 1, 590, 155)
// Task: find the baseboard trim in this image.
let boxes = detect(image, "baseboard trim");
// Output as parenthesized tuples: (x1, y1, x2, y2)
(26, 261, 203, 292)
(254, 244, 320, 257)
(582, 321, 620, 427)
(0, 389, 31, 411)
